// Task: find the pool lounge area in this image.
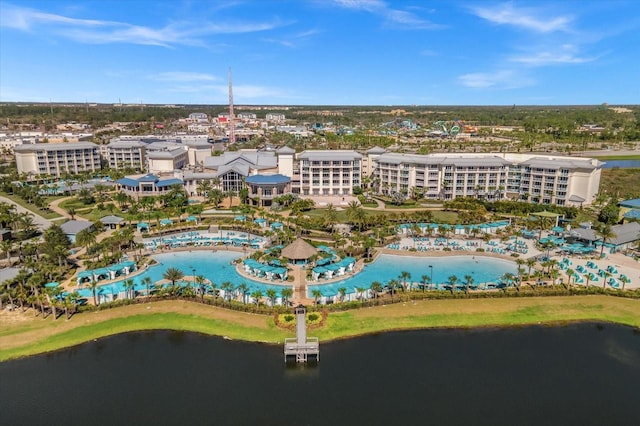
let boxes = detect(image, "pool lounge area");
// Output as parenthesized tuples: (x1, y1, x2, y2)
(143, 230, 267, 251)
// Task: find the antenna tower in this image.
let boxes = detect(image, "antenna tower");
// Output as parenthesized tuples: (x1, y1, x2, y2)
(228, 67, 236, 144)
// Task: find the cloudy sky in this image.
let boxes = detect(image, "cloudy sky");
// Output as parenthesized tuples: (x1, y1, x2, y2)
(1, 0, 639, 105)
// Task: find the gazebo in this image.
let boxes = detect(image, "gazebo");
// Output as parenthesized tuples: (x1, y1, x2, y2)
(281, 239, 318, 264)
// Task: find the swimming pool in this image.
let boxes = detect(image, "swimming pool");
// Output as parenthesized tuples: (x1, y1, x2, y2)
(75, 251, 291, 301)
(308, 254, 518, 297)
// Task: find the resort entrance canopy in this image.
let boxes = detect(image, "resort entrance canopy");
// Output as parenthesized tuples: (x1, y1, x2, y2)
(281, 239, 318, 264)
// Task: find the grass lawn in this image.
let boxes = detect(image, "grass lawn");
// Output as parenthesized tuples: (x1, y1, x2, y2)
(0, 192, 62, 219)
(593, 154, 640, 160)
(2, 295, 639, 361)
(600, 168, 640, 199)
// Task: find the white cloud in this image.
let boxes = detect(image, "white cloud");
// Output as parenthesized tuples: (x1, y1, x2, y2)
(510, 44, 597, 66)
(150, 72, 221, 82)
(458, 70, 533, 89)
(330, 0, 443, 30)
(470, 3, 572, 33)
(0, 3, 287, 47)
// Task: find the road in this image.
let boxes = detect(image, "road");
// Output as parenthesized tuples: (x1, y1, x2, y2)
(0, 196, 53, 231)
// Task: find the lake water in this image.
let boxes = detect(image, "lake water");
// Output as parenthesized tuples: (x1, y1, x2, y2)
(1, 323, 639, 425)
(602, 159, 640, 169)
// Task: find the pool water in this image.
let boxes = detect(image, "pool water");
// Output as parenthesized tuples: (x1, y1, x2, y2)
(75, 252, 518, 302)
(75, 251, 290, 300)
(309, 254, 518, 296)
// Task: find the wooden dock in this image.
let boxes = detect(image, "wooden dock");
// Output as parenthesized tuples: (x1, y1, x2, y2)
(284, 305, 319, 363)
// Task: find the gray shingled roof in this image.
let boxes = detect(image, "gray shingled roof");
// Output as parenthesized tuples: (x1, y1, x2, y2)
(60, 220, 94, 235)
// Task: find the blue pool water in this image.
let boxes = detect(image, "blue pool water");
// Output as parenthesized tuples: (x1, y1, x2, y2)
(602, 159, 640, 169)
(309, 254, 518, 296)
(75, 252, 518, 301)
(75, 251, 290, 300)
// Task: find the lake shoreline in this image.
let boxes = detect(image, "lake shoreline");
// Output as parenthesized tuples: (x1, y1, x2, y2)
(2, 295, 640, 362)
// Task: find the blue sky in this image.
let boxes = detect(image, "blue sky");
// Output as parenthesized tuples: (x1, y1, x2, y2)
(1, 0, 639, 105)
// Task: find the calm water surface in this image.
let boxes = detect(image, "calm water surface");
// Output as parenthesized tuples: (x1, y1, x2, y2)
(1, 324, 639, 426)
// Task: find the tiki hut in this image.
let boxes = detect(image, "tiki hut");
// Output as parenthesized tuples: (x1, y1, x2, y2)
(281, 238, 318, 264)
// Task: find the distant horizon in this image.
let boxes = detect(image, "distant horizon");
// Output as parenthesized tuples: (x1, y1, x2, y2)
(3, 101, 639, 108)
(2, 1, 639, 105)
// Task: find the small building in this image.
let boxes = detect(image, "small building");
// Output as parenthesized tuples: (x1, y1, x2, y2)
(245, 174, 291, 207)
(619, 198, 640, 223)
(100, 215, 125, 230)
(116, 173, 184, 200)
(60, 220, 95, 244)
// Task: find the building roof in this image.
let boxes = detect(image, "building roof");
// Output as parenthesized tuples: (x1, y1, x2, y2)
(519, 157, 599, 171)
(156, 178, 183, 188)
(0, 267, 20, 283)
(14, 142, 98, 152)
(276, 146, 296, 154)
(610, 222, 640, 246)
(60, 220, 94, 235)
(117, 177, 140, 187)
(366, 146, 386, 154)
(245, 174, 291, 185)
(99, 215, 124, 225)
(623, 209, 640, 219)
(297, 150, 363, 161)
(619, 198, 640, 208)
(204, 150, 278, 170)
(138, 173, 159, 183)
(107, 140, 147, 148)
(281, 238, 318, 260)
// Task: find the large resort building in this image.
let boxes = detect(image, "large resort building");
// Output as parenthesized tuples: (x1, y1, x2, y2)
(14, 141, 602, 207)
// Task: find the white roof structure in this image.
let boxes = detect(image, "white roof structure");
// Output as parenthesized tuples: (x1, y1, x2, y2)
(297, 150, 363, 161)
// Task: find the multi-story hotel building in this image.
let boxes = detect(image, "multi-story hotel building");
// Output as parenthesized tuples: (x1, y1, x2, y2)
(371, 151, 602, 206)
(296, 150, 362, 196)
(103, 140, 146, 171)
(14, 142, 102, 177)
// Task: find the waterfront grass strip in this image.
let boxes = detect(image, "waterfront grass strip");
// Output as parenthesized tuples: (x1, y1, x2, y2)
(1, 296, 640, 362)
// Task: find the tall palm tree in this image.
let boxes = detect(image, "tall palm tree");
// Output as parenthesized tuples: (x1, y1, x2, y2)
(251, 289, 263, 307)
(420, 274, 430, 292)
(464, 274, 474, 294)
(596, 223, 615, 259)
(162, 267, 184, 292)
(565, 268, 574, 290)
(526, 258, 536, 278)
(281, 287, 293, 307)
(123, 278, 135, 300)
(236, 283, 249, 304)
(399, 271, 411, 292)
(141, 276, 152, 301)
(89, 280, 99, 306)
(311, 288, 322, 305)
(387, 279, 399, 302)
(266, 288, 278, 306)
(447, 275, 458, 294)
(370, 281, 383, 299)
(221, 281, 235, 304)
(338, 287, 347, 302)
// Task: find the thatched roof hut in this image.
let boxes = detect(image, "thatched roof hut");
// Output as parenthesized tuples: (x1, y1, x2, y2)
(281, 238, 318, 262)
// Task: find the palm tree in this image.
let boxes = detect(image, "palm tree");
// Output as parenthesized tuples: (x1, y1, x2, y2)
(387, 279, 399, 302)
(370, 281, 383, 299)
(526, 258, 536, 278)
(338, 287, 347, 302)
(323, 203, 338, 232)
(311, 288, 322, 305)
(236, 283, 249, 304)
(123, 278, 135, 300)
(565, 268, 574, 290)
(162, 267, 184, 293)
(355, 286, 366, 304)
(251, 289, 263, 307)
(620, 275, 629, 291)
(89, 280, 99, 306)
(221, 281, 235, 304)
(464, 274, 474, 294)
(447, 275, 458, 294)
(345, 201, 366, 231)
(141, 276, 152, 301)
(596, 223, 615, 259)
(281, 287, 293, 307)
(266, 288, 277, 306)
(399, 271, 411, 292)
(420, 274, 430, 292)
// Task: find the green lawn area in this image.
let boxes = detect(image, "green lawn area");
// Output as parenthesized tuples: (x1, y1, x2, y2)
(0, 192, 62, 219)
(600, 168, 640, 199)
(593, 154, 640, 160)
(2, 296, 639, 361)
